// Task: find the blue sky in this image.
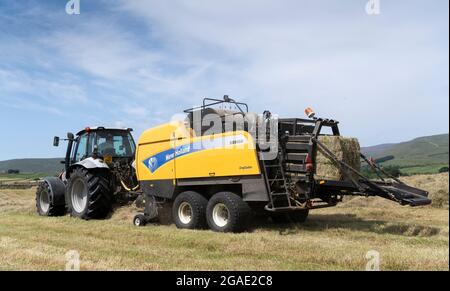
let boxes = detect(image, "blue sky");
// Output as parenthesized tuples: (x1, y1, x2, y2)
(0, 0, 448, 161)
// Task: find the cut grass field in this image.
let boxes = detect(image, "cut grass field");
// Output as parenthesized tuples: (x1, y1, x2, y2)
(0, 173, 44, 182)
(400, 164, 448, 175)
(0, 174, 448, 271)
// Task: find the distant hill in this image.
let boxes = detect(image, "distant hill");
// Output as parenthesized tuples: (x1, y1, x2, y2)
(362, 134, 449, 175)
(0, 158, 64, 174)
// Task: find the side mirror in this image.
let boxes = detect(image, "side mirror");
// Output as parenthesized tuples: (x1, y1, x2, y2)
(53, 136, 60, 147)
(67, 132, 74, 140)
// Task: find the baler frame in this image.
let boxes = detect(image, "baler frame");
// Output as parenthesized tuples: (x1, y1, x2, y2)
(133, 96, 431, 232)
(262, 117, 431, 213)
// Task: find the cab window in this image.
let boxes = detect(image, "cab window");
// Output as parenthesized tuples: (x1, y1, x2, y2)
(95, 131, 135, 157)
(74, 134, 88, 162)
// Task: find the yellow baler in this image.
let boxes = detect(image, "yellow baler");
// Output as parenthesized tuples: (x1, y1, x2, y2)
(132, 97, 431, 232)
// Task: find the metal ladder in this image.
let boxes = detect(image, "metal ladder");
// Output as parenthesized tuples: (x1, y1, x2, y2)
(260, 154, 292, 211)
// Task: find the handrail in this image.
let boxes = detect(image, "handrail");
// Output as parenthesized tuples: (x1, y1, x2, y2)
(183, 97, 249, 113)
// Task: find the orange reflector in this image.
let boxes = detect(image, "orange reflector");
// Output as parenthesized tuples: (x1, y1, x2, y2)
(305, 107, 315, 118)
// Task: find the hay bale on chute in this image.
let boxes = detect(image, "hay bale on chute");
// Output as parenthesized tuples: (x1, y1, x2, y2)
(314, 136, 361, 181)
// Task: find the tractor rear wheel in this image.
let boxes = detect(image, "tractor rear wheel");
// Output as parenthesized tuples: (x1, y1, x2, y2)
(206, 192, 251, 233)
(36, 181, 66, 216)
(66, 167, 112, 219)
(172, 191, 208, 229)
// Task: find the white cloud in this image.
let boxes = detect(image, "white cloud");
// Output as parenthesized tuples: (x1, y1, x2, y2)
(0, 97, 63, 116)
(0, 68, 88, 107)
(42, 23, 161, 80)
(114, 0, 449, 144)
(0, 0, 447, 156)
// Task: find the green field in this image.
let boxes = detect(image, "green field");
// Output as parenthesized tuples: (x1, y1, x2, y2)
(0, 173, 45, 182)
(401, 164, 449, 175)
(363, 133, 449, 175)
(0, 174, 448, 271)
(0, 158, 62, 175)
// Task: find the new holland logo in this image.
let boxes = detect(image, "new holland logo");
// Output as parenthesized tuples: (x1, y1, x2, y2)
(147, 157, 158, 173)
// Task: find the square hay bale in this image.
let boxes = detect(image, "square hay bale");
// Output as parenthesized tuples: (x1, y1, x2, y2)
(314, 136, 361, 181)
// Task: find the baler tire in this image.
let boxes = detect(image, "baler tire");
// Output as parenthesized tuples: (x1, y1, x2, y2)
(36, 181, 66, 216)
(133, 214, 147, 227)
(172, 191, 208, 230)
(66, 167, 112, 220)
(206, 192, 251, 233)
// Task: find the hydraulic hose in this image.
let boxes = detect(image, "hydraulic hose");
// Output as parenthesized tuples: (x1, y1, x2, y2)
(120, 179, 140, 191)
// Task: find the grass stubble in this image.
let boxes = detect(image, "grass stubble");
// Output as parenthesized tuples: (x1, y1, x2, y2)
(0, 174, 448, 271)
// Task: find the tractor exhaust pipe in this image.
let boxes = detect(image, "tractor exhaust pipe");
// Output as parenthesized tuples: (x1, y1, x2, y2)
(65, 132, 74, 172)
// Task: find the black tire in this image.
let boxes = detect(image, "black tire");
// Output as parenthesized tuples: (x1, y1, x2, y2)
(133, 214, 147, 227)
(206, 192, 251, 233)
(172, 191, 208, 229)
(35, 181, 66, 216)
(66, 167, 112, 219)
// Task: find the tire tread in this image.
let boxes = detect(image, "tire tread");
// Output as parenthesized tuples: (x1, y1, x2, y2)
(67, 167, 112, 219)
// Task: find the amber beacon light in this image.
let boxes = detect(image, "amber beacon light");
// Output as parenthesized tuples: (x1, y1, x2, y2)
(305, 107, 315, 118)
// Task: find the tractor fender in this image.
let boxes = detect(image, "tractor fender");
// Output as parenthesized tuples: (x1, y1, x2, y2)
(42, 176, 66, 206)
(67, 157, 110, 178)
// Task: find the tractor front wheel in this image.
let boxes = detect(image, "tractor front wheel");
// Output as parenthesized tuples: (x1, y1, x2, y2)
(36, 180, 66, 216)
(66, 168, 112, 219)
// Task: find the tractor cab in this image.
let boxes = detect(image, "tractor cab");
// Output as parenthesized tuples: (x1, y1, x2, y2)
(54, 127, 136, 172)
(72, 127, 135, 163)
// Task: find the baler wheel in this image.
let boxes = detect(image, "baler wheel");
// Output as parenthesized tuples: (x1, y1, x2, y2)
(133, 214, 147, 226)
(172, 191, 208, 229)
(206, 192, 251, 233)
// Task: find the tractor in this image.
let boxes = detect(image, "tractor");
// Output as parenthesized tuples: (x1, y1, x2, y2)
(35, 127, 139, 219)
